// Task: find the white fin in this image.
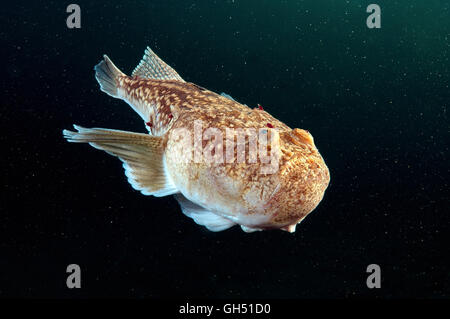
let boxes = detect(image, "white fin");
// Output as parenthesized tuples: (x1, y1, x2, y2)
(241, 225, 263, 233)
(132, 47, 185, 82)
(281, 224, 297, 233)
(174, 194, 235, 232)
(63, 125, 178, 197)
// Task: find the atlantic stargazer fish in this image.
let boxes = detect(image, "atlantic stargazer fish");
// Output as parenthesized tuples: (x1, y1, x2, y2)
(63, 47, 330, 233)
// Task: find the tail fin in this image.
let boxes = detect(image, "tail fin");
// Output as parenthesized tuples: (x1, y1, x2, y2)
(94, 55, 125, 98)
(62, 125, 178, 197)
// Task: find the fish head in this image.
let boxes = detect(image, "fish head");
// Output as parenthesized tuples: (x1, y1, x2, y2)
(263, 128, 330, 231)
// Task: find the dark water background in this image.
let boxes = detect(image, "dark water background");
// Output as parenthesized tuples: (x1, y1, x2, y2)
(1, 1, 449, 298)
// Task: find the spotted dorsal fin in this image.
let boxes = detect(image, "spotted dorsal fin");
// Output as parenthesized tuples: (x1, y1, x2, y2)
(132, 47, 185, 82)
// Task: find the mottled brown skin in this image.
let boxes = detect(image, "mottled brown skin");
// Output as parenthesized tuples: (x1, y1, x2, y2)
(118, 76, 330, 231)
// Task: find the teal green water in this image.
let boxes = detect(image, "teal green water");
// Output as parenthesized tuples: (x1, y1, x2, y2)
(1, 0, 448, 298)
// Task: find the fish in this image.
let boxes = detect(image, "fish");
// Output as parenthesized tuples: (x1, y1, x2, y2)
(63, 46, 330, 233)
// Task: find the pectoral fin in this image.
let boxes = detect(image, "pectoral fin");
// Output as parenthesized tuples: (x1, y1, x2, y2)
(240, 225, 263, 233)
(174, 194, 235, 232)
(63, 125, 177, 197)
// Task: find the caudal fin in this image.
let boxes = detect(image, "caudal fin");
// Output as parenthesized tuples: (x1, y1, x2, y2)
(94, 55, 124, 98)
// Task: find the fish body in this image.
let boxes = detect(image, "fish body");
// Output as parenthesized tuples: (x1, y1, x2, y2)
(63, 47, 330, 233)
